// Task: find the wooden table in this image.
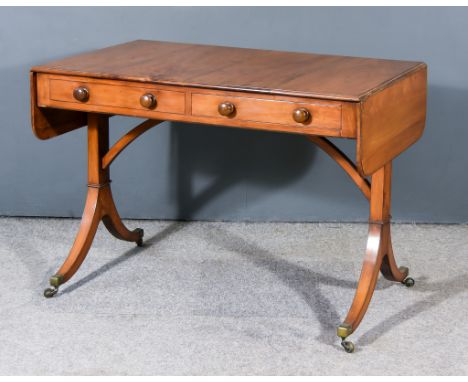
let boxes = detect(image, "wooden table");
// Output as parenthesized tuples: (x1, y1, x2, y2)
(30, 40, 427, 352)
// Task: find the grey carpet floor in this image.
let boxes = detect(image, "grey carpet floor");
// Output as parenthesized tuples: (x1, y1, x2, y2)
(0, 217, 467, 375)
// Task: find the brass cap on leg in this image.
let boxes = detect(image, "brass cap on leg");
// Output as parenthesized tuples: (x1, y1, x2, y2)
(49, 274, 64, 288)
(337, 323, 353, 339)
(399, 266, 409, 278)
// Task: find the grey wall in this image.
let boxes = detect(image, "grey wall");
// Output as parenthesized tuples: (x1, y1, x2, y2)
(1, 7, 467, 223)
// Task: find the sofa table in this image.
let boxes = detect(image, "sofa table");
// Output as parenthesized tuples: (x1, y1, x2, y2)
(30, 40, 427, 352)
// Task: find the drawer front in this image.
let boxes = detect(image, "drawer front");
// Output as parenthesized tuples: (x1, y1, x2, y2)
(191, 93, 342, 132)
(39, 74, 186, 115)
(35, 73, 356, 138)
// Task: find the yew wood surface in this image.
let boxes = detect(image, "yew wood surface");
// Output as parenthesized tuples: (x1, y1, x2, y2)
(31, 40, 424, 101)
(358, 67, 427, 175)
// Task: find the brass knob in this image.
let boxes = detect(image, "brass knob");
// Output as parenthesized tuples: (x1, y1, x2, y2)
(73, 87, 89, 102)
(292, 108, 311, 124)
(218, 102, 235, 117)
(140, 93, 157, 109)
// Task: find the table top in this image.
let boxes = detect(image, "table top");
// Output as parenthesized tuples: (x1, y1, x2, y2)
(32, 40, 424, 102)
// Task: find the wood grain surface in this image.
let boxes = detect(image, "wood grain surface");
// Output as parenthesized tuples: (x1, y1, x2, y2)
(357, 66, 427, 175)
(31, 40, 424, 101)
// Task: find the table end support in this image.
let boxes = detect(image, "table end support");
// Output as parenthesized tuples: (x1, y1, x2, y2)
(336, 162, 415, 352)
(43, 113, 144, 298)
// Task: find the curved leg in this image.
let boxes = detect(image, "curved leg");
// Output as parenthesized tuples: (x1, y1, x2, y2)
(44, 187, 102, 297)
(306, 137, 414, 349)
(337, 223, 386, 352)
(337, 162, 413, 352)
(101, 186, 144, 246)
(380, 225, 409, 282)
(44, 113, 144, 298)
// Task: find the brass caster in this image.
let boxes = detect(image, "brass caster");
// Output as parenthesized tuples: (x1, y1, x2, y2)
(44, 286, 58, 298)
(403, 277, 415, 287)
(44, 273, 63, 298)
(135, 228, 144, 247)
(341, 340, 355, 353)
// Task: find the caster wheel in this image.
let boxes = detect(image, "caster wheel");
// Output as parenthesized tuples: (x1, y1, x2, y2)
(403, 277, 415, 287)
(44, 287, 58, 298)
(341, 340, 355, 353)
(135, 228, 144, 247)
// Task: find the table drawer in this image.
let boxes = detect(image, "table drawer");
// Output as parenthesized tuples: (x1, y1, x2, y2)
(191, 92, 342, 132)
(38, 74, 186, 115)
(35, 73, 356, 138)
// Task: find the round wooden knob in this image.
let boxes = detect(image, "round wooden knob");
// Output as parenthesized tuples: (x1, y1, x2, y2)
(73, 87, 89, 102)
(292, 108, 311, 123)
(140, 93, 157, 109)
(218, 102, 235, 117)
